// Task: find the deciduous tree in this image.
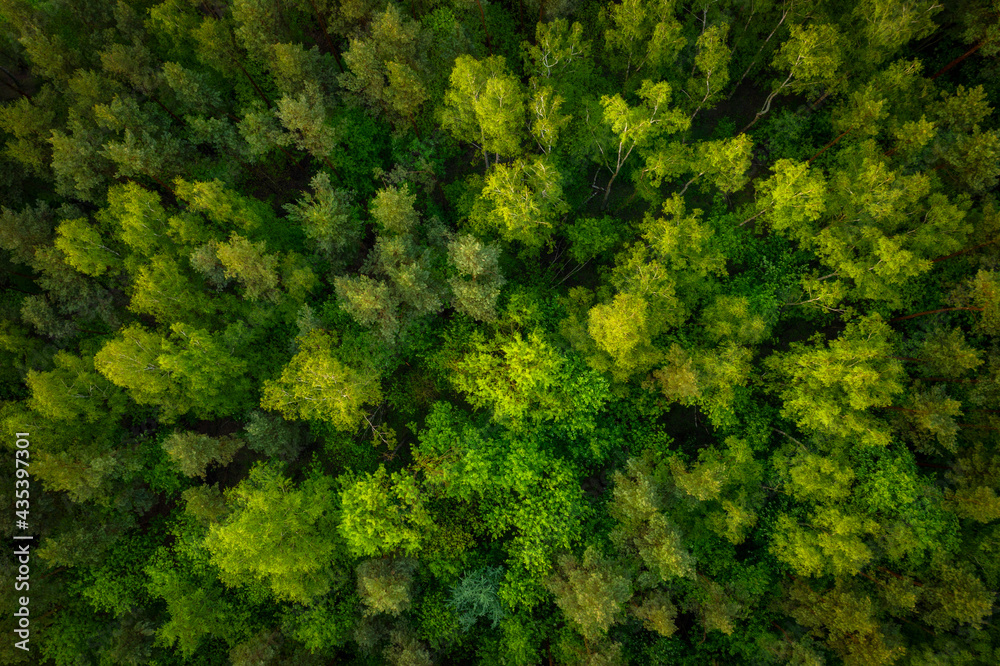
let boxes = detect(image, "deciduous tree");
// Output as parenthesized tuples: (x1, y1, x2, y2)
(261, 329, 382, 430)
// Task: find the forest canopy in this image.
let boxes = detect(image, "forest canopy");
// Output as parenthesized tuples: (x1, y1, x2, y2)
(1, 0, 1000, 664)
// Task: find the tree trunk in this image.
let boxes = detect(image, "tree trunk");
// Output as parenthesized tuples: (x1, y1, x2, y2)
(0, 65, 30, 98)
(601, 167, 622, 208)
(150, 95, 184, 126)
(920, 377, 979, 383)
(727, 9, 789, 102)
(889, 306, 981, 322)
(808, 129, 850, 164)
(931, 39, 985, 80)
(306, 0, 345, 73)
(931, 239, 997, 263)
(473, 0, 493, 55)
(320, 156, 344, 183)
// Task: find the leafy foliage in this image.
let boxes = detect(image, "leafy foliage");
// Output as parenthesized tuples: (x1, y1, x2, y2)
(3, 1, 1000, 664)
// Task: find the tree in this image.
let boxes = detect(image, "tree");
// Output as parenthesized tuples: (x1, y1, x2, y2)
(528, 83, 571, 155)
(586, 292, 665, 381)
(26, 351, 127, 425)
(206, 463, 342, 603)
(261, 329, 382, 430)
(796, 144, 974, 307)
(944, 443, 1000, 522)
(448, 566, 506, 631)
(893, 269, 1000, 334)
(623, 193, 728, 299)
(690, 579, 741, 636)
(267, 41, 339, 98)
(447, 233, 505, 321)
(334, 274, 400, 341)
(522, 18, 588, 81)
(238, 102, 294, 160)
(890, 385, 963, 454)
(102, 181, 171, 256)
(0, 199, 56, 266)
(370, 184, 419, 235)
(95, 323, 250, 421)
(356, 558, 418, 616)
(591, 79, 689, 206)
(543, 548, 632, 641)
(849, 0, 942, 70)
(745, 23, 846, 131)
(182, 484, 229, 524)
(129, 254, 212, 323)
(609, 453, 696, 583)
(689, 134, 753, 193)
(783, 578, 905, 666)
(648, 342, 753, 424)
(765, 315, 905, 448)
(771, 507, 877, 577)
(440, 55, 526, 167)
(145, 551, 245, 657)
(602, 0, 685, 83)
(161, 430, 242, 479)
(629, 590, 677, 636)
(450, 330, 608, 431)
(481, 156, 568, 247)
(241, 410, 308, 462)
(339, 465, 435, 557)
(755, 158, 828, 241)
(911, 326, 983, 379)
(275, 84, 340, 172)
(370, 235, 444, 317)
(54, 217, 122, 277)
(172, 178, 277, 235)
(383, 630, 433, 666)
(920, 562, 996, 631)
(0, 92, 56, 178)
(700, 295, 769, 345)
(212, 234, 281, 302)
(283, 172, 361, 260)
(339, 4, 428, 131)
(93, 94, 189, 188)
(227, 629, 284, 666)
(685, 22, 732, 121)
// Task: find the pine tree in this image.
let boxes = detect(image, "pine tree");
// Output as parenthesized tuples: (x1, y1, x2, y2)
(609, 454, 696, 583)
(212, 234, 281, 302)
(543, 547, 632, 641)
(356, 558, 418, 616)
(161, 430, 242, 479)
(284, 172, 361, 260)
(783, 578, 906, 666)
(447, 233, 504, 321)
(370, 184, 420, 235)
(339, 4, 429, 131)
